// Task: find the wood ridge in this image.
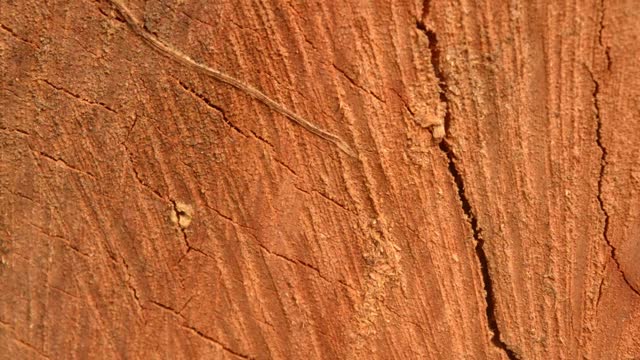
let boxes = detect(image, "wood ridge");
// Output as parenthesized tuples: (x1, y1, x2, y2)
(107, 0, 357, 158)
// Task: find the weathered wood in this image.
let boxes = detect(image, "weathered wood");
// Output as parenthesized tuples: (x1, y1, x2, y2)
(427, 1, 640, 357)
(1, 0, 638, 358)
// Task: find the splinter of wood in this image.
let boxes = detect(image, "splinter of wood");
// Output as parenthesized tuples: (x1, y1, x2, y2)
(107, 0, 356, 158)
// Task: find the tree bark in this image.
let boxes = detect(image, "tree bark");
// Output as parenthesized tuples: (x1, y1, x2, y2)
(1, 0, 639, 358)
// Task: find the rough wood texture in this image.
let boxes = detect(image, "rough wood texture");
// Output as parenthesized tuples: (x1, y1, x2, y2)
(1, 0, 638, 359)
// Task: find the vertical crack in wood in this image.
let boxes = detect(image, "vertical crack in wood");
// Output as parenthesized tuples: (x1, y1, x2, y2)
(437, 140, 520, 359)
(597, 0, 612, 71)
(591, 1, 639, 295)
(590, 72, 640, 297)
(417, 5, 519, 358)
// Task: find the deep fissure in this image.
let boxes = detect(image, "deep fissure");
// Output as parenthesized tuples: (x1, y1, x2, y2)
(440, 140, 519, 359)
(417, 16, 519, 359)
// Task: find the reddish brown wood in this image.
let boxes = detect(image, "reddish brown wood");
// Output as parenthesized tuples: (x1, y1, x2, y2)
(1, 0, 638, 358)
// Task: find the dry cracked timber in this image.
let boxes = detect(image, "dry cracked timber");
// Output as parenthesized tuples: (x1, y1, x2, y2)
(1, 0, 639, 359)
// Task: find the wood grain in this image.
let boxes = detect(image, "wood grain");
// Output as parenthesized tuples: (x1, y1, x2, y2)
(1, 0, 638, 359)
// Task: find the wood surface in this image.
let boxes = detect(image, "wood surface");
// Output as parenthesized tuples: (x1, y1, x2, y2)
(1, 0, 639, 358)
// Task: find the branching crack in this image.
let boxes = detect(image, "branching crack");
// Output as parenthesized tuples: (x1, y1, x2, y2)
(259, 244, 317, 273)
(418, 4, 519, 358)
(259, 243, 355, 291)
(3, 185, 36, 203)
(292, 184, 357, 215)
(202, 203, 255, 232)
(180, 323, 253, 359)
(28, 221, 90, 258)
(120, 144, 215, 264)
(249, 130, 274, 149)
(174, 79, 248, 137)
(120, 256, 143, 310)
(313, 189, 352, 213)
(149, 299, 185, 318)
(273, 157, 298, 177)
(121, 142, 165, 200)
(38, 78, 117, 114)
(595, 266, 606, 313)
(0, 125, 30, 137)
(29, 147, 97, 180)
(244, 130, 302, 178)
(331, 63, 386, 104)
(1, 327, 51, 360)
(0, 23, 39, 49)
(390, 88, 416, 116)
(169, 199, 214, 264)
(590, 72, 640, 297)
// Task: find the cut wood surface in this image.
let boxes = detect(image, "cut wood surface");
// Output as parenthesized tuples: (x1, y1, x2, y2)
(1, 0, 638, 359)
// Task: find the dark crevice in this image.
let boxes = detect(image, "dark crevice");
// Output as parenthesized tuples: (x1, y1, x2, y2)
(417, 8, 519, 359)
(249, 130, 274, 149)
(590, 73, 640, 297)
(149, 299, 185, 318)
(440, 140, 519, 360)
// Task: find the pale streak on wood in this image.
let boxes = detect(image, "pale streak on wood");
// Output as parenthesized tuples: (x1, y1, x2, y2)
(107, 0, 357, 158)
